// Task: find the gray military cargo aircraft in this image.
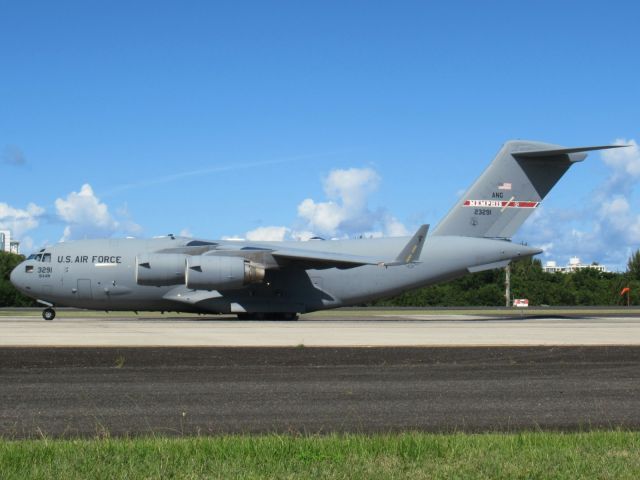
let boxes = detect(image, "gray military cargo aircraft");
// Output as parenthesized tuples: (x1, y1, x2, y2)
(10, 140, 624, 320)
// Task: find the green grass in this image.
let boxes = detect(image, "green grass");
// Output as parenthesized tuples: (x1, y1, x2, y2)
(1, 432, 639, 479)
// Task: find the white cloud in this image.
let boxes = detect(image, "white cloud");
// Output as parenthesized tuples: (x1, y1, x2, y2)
(297, 167, 408, 237)
(220, 235, 245, 241)
(517, 138, 640, 271)
(55, 184, 140, 241)
(221, 167, 411, 243)
(56, 184, 114, 228)
(601, 139, 640, 179)
(0, 202, 45, 237)
(245, 226, 290, 241)
(291, 230, 316, 241)
(297, 198, 344, 233)
(383, 214, 410, 237)
(324, 168, 380, 209)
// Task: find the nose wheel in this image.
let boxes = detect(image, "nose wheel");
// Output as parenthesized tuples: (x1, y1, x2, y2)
(42, 308, 56, 321)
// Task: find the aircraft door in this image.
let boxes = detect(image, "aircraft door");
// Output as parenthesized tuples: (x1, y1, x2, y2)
(77, 279, 93, 300)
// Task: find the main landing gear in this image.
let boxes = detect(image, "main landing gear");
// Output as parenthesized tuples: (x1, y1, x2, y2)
(42, 308, 56, 321)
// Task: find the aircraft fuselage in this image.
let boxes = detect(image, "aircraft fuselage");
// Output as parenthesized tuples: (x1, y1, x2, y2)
(10, 235, 538, 316)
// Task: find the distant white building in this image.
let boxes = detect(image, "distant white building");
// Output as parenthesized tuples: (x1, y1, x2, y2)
(543, 256, 606, 274)
(0, 230, 20, 254)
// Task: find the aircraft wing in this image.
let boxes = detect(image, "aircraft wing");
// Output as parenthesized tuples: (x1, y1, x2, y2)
(269, 248, 391, 268)
(267, 224, 429, 269)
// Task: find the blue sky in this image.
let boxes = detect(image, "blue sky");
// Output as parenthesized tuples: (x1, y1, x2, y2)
(1, 1, 639, 270)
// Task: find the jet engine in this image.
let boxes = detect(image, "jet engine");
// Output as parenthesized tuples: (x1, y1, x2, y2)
(185, 255, 265, 290)
(136, 253, 187, 286)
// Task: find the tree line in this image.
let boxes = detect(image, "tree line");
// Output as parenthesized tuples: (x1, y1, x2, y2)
(373, 253, 640, 307)
(0, 252, 36, 307)
(2, 250, 640, 308)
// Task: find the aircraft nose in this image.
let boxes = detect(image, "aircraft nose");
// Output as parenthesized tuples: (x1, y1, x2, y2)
(10, 264, 22, 290)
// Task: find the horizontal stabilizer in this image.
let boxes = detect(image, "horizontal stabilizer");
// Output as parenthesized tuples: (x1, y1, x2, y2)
(513, 145, 627, 162)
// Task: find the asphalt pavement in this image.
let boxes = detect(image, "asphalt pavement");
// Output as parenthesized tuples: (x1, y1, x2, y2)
(1, 346, 639, 438)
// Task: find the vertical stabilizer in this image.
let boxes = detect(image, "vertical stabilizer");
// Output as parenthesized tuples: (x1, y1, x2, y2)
(432, 140, 623, 239)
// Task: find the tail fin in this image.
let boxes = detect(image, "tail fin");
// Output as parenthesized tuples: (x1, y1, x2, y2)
(432, 140, 625, 239)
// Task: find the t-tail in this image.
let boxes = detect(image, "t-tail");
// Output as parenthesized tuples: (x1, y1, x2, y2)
(432, 140, 625, 239)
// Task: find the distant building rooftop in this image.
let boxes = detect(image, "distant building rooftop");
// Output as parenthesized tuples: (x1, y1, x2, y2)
(543, 256, 606, 273)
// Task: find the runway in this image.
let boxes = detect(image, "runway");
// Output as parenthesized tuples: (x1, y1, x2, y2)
(1, 312, 640, 346)
(1, 346, 639, 437)
(1, 313, 640, 437)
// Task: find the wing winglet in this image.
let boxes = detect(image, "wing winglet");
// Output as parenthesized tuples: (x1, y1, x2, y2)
(382, 224, 429, 266)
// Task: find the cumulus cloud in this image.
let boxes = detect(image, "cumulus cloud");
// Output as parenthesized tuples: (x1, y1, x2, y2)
(297, 167, 408, 237)
(382, 214, 410, 237)
(298, 167, 379, 234)
(225, 226, 316, 242)
(55, 184, 140, 241)
(601, 139, 640, 183)
(290, 230, 317, 241)
(222, 167, 410, 242)
(245, 226, 290, 242)
(517, 138, 640, 270)
(0, 202, 45, 237)
(56, 184, 116, 229)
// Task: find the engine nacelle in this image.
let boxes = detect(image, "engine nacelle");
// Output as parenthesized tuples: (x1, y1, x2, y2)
(136, 253, 187, 286)
(185, 255, 265, 290)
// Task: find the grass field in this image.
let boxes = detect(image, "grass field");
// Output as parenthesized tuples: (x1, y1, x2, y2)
(1, 432, 639, 479)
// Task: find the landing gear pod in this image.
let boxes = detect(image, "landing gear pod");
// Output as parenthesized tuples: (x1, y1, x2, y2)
(136, 253, 187, 286)
(185, 255, 265, 290)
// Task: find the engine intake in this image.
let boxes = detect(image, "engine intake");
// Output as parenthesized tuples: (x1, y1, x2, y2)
(136, 253, 187, 286)
(186, 255, 265, 290)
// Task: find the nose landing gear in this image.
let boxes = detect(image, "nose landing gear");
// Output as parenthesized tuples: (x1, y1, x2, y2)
(42, 308, 56, 321)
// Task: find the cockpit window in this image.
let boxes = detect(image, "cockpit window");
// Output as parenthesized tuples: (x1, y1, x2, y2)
(42, 253, 51, 263)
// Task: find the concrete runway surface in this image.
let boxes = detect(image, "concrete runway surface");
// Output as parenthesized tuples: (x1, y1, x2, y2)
(1, 313, 640, 346)
(1, 346, 639, 438)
